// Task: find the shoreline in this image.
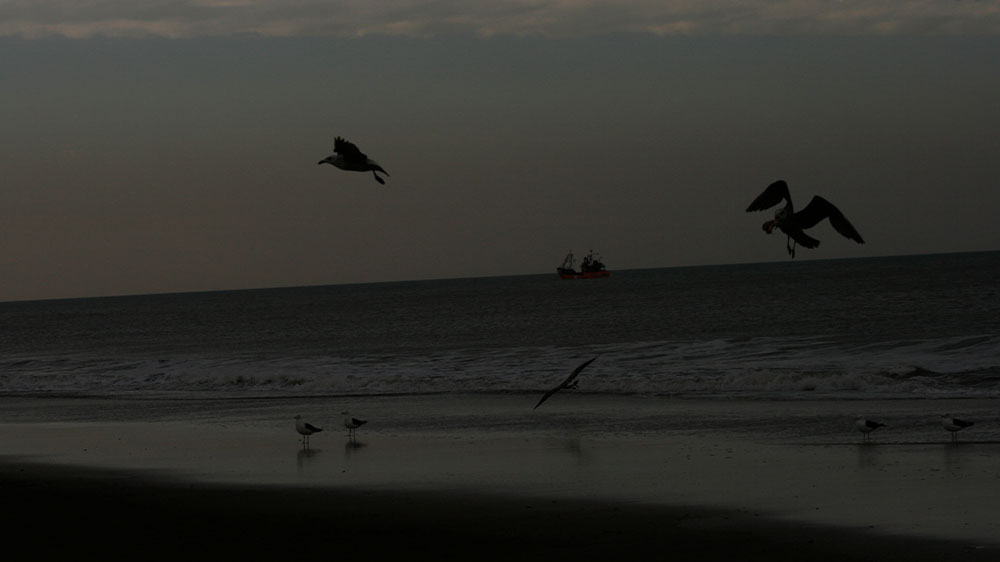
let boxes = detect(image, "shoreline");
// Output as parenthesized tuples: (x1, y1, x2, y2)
(3, 395, 999, 556)
(3, 460, 993, 561)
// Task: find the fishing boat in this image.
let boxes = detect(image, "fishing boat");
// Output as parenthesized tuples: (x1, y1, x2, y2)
(557, 250, 611, 279)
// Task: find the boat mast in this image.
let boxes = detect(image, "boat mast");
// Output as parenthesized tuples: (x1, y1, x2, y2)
(560, 250, 575, 270)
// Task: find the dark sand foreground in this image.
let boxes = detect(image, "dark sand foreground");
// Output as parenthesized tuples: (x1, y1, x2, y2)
(3, 460, 991, 562)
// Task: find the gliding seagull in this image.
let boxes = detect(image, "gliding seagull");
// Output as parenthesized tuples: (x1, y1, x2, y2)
(745, 180, 864, 257)
(855, 415, 886, 443)
(295, 415, 322, 447)
(318, 137, 390, 184)
(533, 356, 598, 410)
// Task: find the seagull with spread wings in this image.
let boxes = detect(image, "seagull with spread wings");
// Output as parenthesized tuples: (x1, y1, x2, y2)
(746, 180, 864, 257)
(318, 137, 390, 184)
(533, 356, 598, 410)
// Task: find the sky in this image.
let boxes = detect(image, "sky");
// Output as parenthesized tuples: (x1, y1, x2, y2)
(2, 1, 999, 301)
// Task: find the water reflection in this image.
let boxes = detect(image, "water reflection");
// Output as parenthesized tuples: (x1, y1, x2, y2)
(562, 438, 591, 465)
(296, 447, 321, 471)
(856, 443, 884, 469)
(943, 441, 974, 472)
(344, 439, 367, 458)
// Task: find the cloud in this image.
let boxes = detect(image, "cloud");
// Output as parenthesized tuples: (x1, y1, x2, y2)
(1, 0, 998, 39)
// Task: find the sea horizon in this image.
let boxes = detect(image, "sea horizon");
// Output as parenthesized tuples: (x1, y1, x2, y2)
(4, 248, 996, 305)
(2, 250, 997, 402)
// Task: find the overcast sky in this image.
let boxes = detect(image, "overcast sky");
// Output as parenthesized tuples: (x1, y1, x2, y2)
(2, 1, 999, 301)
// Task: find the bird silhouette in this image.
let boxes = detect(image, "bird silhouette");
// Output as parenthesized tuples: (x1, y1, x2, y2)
(746, 180, 864, 257)
(295, 415, 322, 447)
(318, 137, 389, 184)
(941, 414, 974, 442)
(533, 356, 598, 410)
(342, 410, 368, 440)
(855, 415, 886, 443)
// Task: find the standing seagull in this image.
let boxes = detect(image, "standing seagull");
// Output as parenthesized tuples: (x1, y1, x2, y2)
(855, 415, 886, 443)
(342, 411, 367, 440)
(941, 414, 974, 442)
(295, 415, 322, 448)
(533, 356, 599, 410)
(318, 137, 389, 184)
(745, 180, 864, 257)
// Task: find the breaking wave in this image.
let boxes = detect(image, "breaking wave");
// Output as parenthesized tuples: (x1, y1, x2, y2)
(2, 334, 997, 400)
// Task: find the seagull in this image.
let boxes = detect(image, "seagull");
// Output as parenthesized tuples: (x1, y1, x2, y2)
(745, 180, 864, 257)
(342, 411, 367, 439)
(855, 415, 886, 443)
(318, 137, 390, 184)
(533, 356, 598, 410)
(941, 414, 974, 442)
(295, 415, 322, 447)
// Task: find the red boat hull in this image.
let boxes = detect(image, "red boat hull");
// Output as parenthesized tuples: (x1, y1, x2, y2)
(558, 270, 611, 280)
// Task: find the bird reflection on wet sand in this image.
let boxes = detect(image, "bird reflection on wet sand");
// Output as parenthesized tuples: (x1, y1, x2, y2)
(345, 440, 367, 455)
(296, 447, 321, 471)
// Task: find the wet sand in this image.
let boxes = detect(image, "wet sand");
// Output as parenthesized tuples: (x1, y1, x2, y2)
(2, 461, 991, 561)
(2, 395, 999, 559)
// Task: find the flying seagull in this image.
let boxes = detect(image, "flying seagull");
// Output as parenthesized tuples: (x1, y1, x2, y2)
(342, 411, 368, 439)
(318, 137, 390, 184)
(855, 415, 886, 443)
(941, 414, 974, 442)
(295, 415, 322, 447)
(533, 356, 599, 410)
(745, 180, 864, 257)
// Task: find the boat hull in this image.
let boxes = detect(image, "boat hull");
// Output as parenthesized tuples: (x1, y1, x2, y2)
(557, 270, 611, 280)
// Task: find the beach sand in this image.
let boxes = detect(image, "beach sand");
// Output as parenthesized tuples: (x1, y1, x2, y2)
(2, 395, 998, 560)
(2, 461, 990, 562)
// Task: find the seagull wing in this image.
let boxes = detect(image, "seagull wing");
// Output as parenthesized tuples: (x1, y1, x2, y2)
(334, 136, 368, 164)
(745, 180, 792, 213)
(563, 355, 599, 386)
(787, 228, 821, 249)
(533, 388, 560, 410)
(304, 423, 322, 432)
(533, 356, 598, 410)
(794, 196, 864, 244)
(351, 418, 367, 427)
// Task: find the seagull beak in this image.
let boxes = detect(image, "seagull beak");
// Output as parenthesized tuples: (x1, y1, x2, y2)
(762, 220, 775, 234)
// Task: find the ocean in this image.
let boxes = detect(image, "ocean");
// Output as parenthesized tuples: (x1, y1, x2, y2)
(2, 251, 998, 402)
(5, 252, 1000, 549)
